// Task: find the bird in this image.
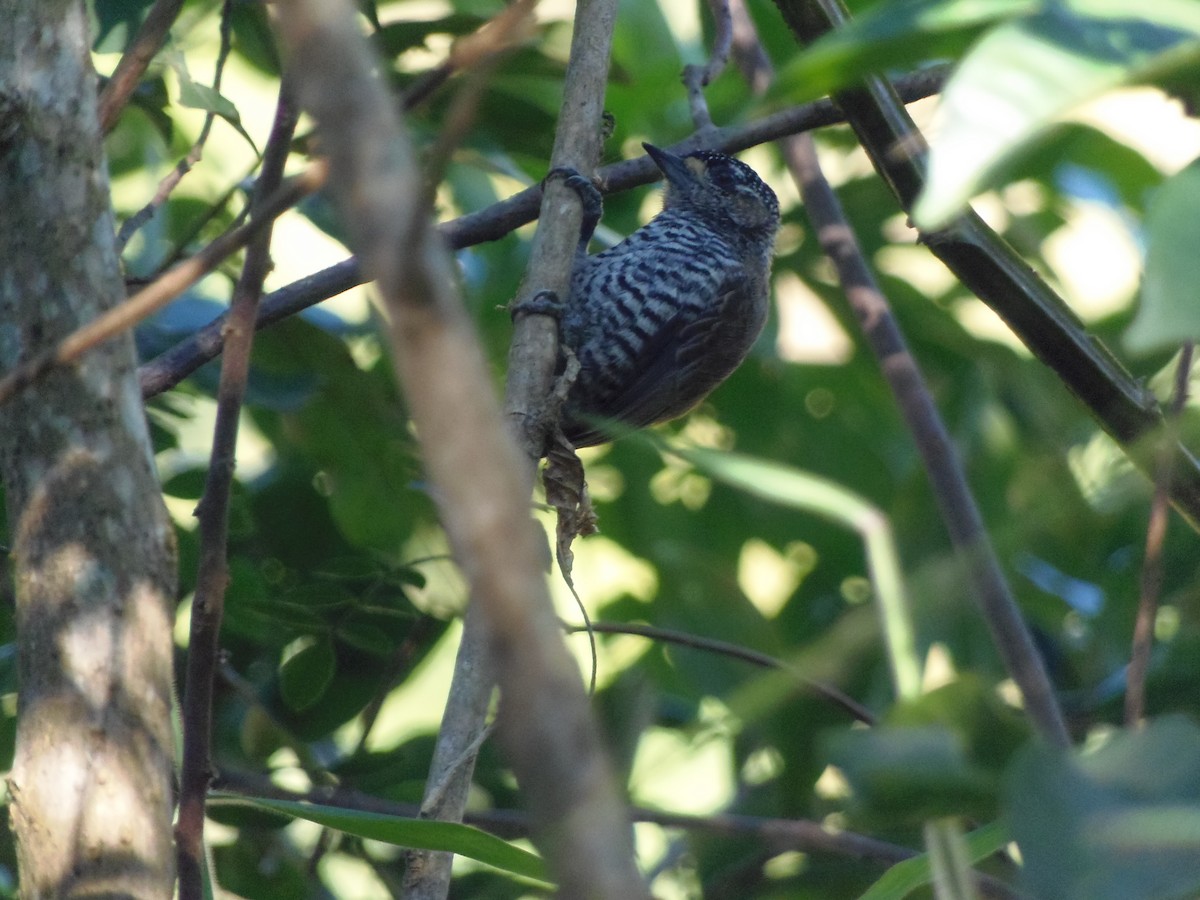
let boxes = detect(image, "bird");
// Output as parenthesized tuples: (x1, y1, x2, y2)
(556, 143, 780, 448)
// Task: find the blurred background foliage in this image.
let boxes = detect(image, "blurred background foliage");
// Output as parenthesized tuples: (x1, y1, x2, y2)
(1, 0, 1199, 897)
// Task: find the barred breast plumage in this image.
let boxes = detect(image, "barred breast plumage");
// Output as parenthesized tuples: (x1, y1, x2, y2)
(559, 144, 780, 448)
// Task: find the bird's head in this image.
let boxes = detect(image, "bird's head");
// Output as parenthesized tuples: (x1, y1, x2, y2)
(643, 143, 780, 244)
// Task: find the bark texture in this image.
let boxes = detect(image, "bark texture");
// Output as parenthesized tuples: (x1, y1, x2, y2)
(0, 2, 178, 896)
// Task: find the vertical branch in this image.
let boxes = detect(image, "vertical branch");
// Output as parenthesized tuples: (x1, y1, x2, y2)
(175, 81, 298, 900)
(733, 2, 1069, 746)
(682, 0, 733, 133)
(271, 1, 647, 896)
(1126, 342, 1194, 725)
(403, 0, 609, 894)
(0, 2, 178, 896)
(505, 0, 620, 456)
(400, 605, 494, 899)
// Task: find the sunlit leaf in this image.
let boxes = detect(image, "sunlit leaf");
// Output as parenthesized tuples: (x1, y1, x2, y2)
(772, 0, 1036, 105)
(916, 2, 1200, 227)
(176, 79, 258, 152)
(1125, 158, 1200, 353)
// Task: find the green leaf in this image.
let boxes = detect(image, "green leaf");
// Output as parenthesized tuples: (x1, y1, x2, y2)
(860, 821, 1010, 900)
(916, 3, 1200, 227)
(176, 79, 259, 152)
(888, 675, 1032, 773)
(176, 79, 238, 121)
(826, 725, 1000, 826)
(772, 0, 1036, 105)
(1126, 158, 1200, 353)
(1005, 715, 1200, 900)
(335, 613, 394, 657)
(229, 1, 281, 75)
(161, 45, 258, 152)
(278, 635, 336, 712)
(211, 794, 551, 886)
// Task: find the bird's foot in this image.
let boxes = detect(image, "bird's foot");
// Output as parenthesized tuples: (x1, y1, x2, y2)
(545, 166, 602, 245)
(510, 289, 564, 322)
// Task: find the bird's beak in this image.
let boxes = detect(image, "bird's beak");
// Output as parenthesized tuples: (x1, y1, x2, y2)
(643, 143, 701, 188)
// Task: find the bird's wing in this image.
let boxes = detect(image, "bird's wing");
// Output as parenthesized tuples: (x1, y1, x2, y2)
(564, 276, 745, 447)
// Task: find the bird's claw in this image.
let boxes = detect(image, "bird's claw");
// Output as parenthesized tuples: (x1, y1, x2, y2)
(510, 289, 564, 322)
(545, 167, 603, 241)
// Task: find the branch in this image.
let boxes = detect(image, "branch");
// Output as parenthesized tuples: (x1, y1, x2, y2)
(0, 165, 323, 409)
(504, 0, 623, 459)
(682, 0, 733, 133)
(211, 770, 1025, 898)
(773, 0, 1200, 533)
(567, 620, 875, 724)
(136, 67, 947, 399)
(97, 0, 186, 132)
(269, 2, 646, 896)
(735, 3, 1068, 745)
(0, 3, 178, 894)
(176, 82, 299, 900)
(406, 0, 624, 895)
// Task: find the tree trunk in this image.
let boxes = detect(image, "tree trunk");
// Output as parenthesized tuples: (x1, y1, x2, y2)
(0, 2, 178, 897)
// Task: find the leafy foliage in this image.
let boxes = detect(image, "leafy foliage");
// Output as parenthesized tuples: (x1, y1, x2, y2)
(2, 0, 1200, 896)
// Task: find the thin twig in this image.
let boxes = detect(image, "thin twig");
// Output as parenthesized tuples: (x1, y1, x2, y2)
(0, 164, 323, 409)
(97, 0, 186, 132)
(566, 620, 875, 724)
(759, 0, 1069, 746)
(682, 0, 733, 132)
(1126, 342, 1194, 726)
(175, 82, 299, 900)
(148, 164, 255, 277)
(116, 0, 237, 252)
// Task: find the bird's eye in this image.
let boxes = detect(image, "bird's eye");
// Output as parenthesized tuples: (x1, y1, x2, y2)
(729, 189, 774, 230)
(706, 161, 743, 193)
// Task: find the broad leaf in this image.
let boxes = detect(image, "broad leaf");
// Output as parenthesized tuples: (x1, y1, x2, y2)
(278, 635, 336, 712)
(1005, 715, 1200, 900)
(1126, 158, 1200, 353)
(916, 2, 1200, 227)
(773, 0, 1036, 105)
